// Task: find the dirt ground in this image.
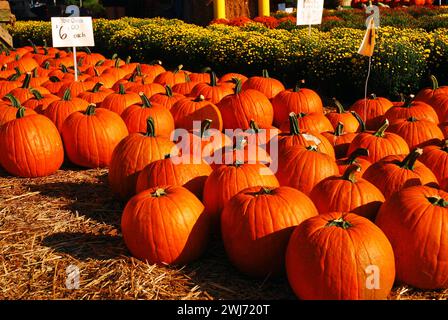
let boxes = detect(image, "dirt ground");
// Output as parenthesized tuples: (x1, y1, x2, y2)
(0, 166, 447, 300)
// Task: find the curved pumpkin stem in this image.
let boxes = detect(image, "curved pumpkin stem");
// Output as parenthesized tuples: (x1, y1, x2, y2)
(139, 92, 153, 108)
(249, 119, 260, 133)
(400, 148, 423, 170)
(84, 47, 92, 55)
(174, 64, 183, 74)
(145, 117, 156, 137)
(165, 85, 173, 97)
(373, 119, 389, 138)
(114, 57, 121, 69)
(118, 83, 126, 95)
(288, 112, 301, 135)
(151, 188, 167, 197)
(347, 148, 369, 164)
(233, 78, 243, 94)
(209, 71, 217, 87)
(332, 98, 346, 114)
(369, 93, 377, 100)
(30, 89, 44, 100)
(257, 187, 273, 195)
(28, 39, 38, 54)
(306, 145, 318, 152)
(262, 69, 270, 78)
(427, 195, 448, 207)
(430, 75, 439, 90)
(200, 119, 212, 138)
(95, 60, 105, 67)
(184, 73, 192, 83)
(85, 104, 96, 116)
(334, 122, 344, 137)
(342, 164, 361, 183)
(326, 216, 352, 229)
(293, 80, 305, 92)
(4, 94, 21, 108)
(91, 82, 104, 93)
(125, 56, 131, 65)
(43, 61, 50, 70)
(351, 111, 366, 133)
(49, 76, 61, 83)
(16, 106, 26, 119)
(22, 73, 32, 89)
(62, 88, 72, 101)
(60, 64, 69, 73)
(93, 67, 100, 77)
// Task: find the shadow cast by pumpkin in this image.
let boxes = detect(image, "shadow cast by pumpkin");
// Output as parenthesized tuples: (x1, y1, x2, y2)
(42, 232, 128, 261)
(26, 179, 124, 227)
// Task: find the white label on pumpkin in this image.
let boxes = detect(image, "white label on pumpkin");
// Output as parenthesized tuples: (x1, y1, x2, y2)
(302, 133, 322, 145)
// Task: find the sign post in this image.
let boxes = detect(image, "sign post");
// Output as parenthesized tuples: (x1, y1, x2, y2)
(296, 0, 324, 36)
(51, 9, 94, 82)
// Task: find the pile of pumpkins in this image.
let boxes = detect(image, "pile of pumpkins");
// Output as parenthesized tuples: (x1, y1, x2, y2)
(1, 43, 448, 300)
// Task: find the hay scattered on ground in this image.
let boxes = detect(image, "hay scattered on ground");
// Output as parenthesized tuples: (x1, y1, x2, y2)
(0, 166, 446, 300)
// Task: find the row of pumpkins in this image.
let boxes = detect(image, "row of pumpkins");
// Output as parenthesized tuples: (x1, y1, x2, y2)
(1, 43, 448, 299)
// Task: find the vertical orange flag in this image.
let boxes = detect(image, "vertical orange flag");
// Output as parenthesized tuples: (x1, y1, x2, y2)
(358, 17, 376, 57)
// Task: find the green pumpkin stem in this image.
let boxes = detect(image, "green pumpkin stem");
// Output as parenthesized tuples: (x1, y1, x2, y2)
(62, 88, 71, 101)
(91, 82, 104, 93)
(125, 56, 131, 65)
(32, 68, 39, 78)
(233, 78, 243, 94)
(85, 104, 96, 116)
(326, 217, 352, 229)
(209, 71, 217, 87)
(351, 111, 366, 132)
(4, 94, 21, 108)
(165, 85, 173, 97)
(49, 76, 61, 83)
(114, 58, 120, 69)
(28, 39, 38, 54)
(200, 119, 212, 138)
(174, 64, 183, 74)
(149, 59, 162, 66)
(139, 92, 152, 108)
(84, 47, 92, 55)
(408, 116, 418, 123)
(430, 75, 439, 90)
(43, 61, 50, 70)
(16, 106, 26, 119)
(151, 188, 167, 197)
(427, 195, 448, 207)
(334, 122, 344, 136)
(145, 117, 156, 137)
(61, 64, 69, 73)
(30, 89, 44, 100)
(258, 187, 273, 195)
(306, 145, 318, 152)
(369, 93, 377, 100)
(262, 69, 269, 78)
(185, 73, 191, 83)
(289, 112, 301, 135)
(118, 83, 126, 95)
(342, 164, 361, 183)
(442, 139, 448, 152)
(332, 97, 346, 113)
(95, 60, 105, 67)
(249, 119, 260, 133)
(347, 148, 369, 164)
(22, 72, 32, 89)
(373, 119, 389, 137)
(400, 148, 423, 170)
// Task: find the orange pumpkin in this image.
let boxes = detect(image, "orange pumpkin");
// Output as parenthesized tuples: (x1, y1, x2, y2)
(242, 69, 285, 100)
(350, 94, 393, 131)
(100, 83, 141, 115)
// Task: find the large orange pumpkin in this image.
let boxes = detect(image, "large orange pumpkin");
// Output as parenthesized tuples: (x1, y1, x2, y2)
(286, 212, 395, 299)
(203, 163, 279, 225)
(310, 164, 385, 220)
(0, 107, 63, 177)
(221, 186, 318, 277)
(363, 148, 438, 199)
(321, 122, 357, 159)
(189, 72, 233, 104)
(376, 186, 448, 289)
(336, 148, 372, 177)
(420, 139, 448, 188)
(326, 98, 359, 133)
(385, 94, 439, 124)
(350, 94, 393, 131)
(121, 186, 210, 265)
(43, 88, 89, 132)
(218, 79, 273, 130)
(271, 81, 324, 127)
(279, 111, 333, 133)
(415, 75, 448, 105)
(347, 119, 410, 163)
(100, 83, 141, 115)
(153, 65, 188, 87)
(62, 104, 129, 168)
(109, 117, 177, 200)
(241, 69, 285, 100)
(149, 85, 185, 110)
(276, 145, 339, 195)
(388, 117, 444, 150)
(0, 94, 37, 126)
(120, 92, 175, 138)
(136, 154, 212, 199)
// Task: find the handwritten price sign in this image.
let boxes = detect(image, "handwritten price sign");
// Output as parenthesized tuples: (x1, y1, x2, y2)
(296, 0, 324, 26)
(51, 17, 95, 48)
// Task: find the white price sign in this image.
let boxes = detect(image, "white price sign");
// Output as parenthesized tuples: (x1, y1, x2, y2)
(296, 0, 324, 26)
(51, 17, 95, 48)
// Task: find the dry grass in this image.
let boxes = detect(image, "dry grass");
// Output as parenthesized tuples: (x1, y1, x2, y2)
(0, 165, 447, 300)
